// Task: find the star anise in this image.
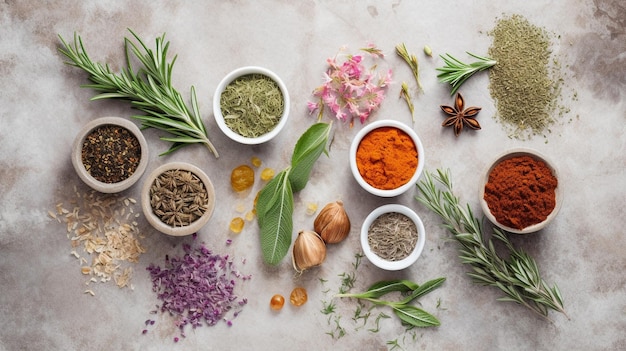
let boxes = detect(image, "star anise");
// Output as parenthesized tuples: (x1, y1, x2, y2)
(440, 92, 481, 137)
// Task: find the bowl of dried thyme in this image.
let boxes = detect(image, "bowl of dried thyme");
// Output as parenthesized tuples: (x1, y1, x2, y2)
(141, 162, 216, 236)
(479, 148, 562, 234)
(213, 66, 290, 145)
(71, 116, 149, 193)
(360, 204, 426, 271)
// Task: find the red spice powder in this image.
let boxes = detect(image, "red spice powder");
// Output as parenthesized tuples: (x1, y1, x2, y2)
(356, 127, 418, 190)
(483, 155, 557, 230)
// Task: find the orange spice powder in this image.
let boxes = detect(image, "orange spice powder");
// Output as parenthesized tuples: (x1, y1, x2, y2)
(483, 155, 557, 229)
(356, 127, 418, 190)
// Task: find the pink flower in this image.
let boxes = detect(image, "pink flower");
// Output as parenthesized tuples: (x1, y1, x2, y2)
(307, 101, 320, 115)
(309, 44, 392, 124)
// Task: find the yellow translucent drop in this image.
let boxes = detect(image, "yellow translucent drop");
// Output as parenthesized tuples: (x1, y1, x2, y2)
(251, 156, 262, 168)
(231, 165, 255, 192)
(260, 168, 275, 181)
(245, 211, 255, 221)
(305, 202, 318, 216)
(229, 217, 245, 234)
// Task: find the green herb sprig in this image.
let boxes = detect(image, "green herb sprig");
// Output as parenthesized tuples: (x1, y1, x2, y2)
(256, 123, 332, 265)
(416, 169, 567, 320)
(395, 43, 423, 93)
(436, 52, 496, 95)
(399, 82, 415, 122)
(336, 278, 446, 328)
(58, 30, 218, 157)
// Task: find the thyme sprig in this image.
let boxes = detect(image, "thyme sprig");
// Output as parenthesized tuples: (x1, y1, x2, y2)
(416, 169, 567, 320)
(58, 30, 218, 157)
(436, 52, 496, 95)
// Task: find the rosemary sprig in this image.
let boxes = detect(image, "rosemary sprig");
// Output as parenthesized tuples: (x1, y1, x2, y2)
(436, 52, 496, 95)
(58, 30, 218, 157)
(416, 169, 567, 320)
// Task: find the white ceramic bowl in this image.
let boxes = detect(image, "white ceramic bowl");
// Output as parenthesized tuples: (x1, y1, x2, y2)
(360, 204, 426, 271)
(349, 120, 425, 197)
(479, 148, 562, 234)
(71, 116, 149, 193)
(141, 162, 215, 236)
(213, 66, 290, 144)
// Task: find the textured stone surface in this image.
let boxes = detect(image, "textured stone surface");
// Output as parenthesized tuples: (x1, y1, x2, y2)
(1, 1, 625, 350)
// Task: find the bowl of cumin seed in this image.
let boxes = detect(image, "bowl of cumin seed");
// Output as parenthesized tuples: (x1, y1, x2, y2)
(141, 162, 215, 236)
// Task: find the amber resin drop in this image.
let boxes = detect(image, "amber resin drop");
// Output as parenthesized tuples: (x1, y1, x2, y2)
(229, 217, 245, 233)
(260, 168, 275, 181)
(289, 287, 308, 306)
(231, 165, 255, 192)
(251, 156, 262, 168)
(270, 294, 285, 310)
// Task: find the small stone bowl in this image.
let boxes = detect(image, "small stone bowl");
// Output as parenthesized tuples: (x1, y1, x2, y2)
(71, 116, 148, 193)
(141, 162, 215, 236)
(479, 148, 562, 234)
(349, 120, 425, 197)
(360, 204, 426, 271)
(213, 66, 290, 145)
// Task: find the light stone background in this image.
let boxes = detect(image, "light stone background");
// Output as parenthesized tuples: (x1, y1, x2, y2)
(1, 1, 625, 350)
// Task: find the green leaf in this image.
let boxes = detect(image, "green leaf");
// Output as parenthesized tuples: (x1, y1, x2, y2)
(257, 169, 294, 265)
(288, 123, 331, 192)
(392, 305, 440, 327)
(365, 280, 420, 296)
(337, 280, 420, 300)
(400, 277, 446, 305)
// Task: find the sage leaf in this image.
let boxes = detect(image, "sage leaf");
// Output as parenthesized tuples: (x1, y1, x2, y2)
(257, 169, 294, 265)
(392, 305, 440, 327)
(400, 277, 446, 305)
(288, 123, 331, 192)
(338, 280, 419, 300)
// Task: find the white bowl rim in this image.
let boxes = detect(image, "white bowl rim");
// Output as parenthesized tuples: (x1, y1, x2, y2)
(213, 66, 290, 145)
(478, 147, 562, 234)
(360, 204, 426, 271)
(349, 119, 425, 197)
(71, 116, 149, 194)
(141, 162, 215, 236)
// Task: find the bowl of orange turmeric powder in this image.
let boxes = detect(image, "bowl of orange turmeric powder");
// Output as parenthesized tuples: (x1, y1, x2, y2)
(350, 120, 424, 197)
(479, 148, 562, 234)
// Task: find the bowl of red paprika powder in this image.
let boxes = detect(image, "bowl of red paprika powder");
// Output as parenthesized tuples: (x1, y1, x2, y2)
(479, 148, 562, 234)
(349, 120, 424, 197)
(71, 116, 149, 193)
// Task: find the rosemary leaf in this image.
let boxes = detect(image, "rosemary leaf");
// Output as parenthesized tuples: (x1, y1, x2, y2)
(58, 30, 218, 157)
(415, 169, 567, 320)
(436, 52, 496, 95)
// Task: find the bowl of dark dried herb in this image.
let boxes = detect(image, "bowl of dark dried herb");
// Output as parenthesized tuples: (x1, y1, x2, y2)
(213, 66, 290, 144)
(71, 116, 149, 193)
(141, 162, 215, 236)
(360, 204, 426, 271)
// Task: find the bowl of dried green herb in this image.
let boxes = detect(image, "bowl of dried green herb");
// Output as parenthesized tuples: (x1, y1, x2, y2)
(141, 162, 215, 236)
(71, 116, 149, 193)
(360, 204, 426, 271)
(213, 66, 290, 144)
